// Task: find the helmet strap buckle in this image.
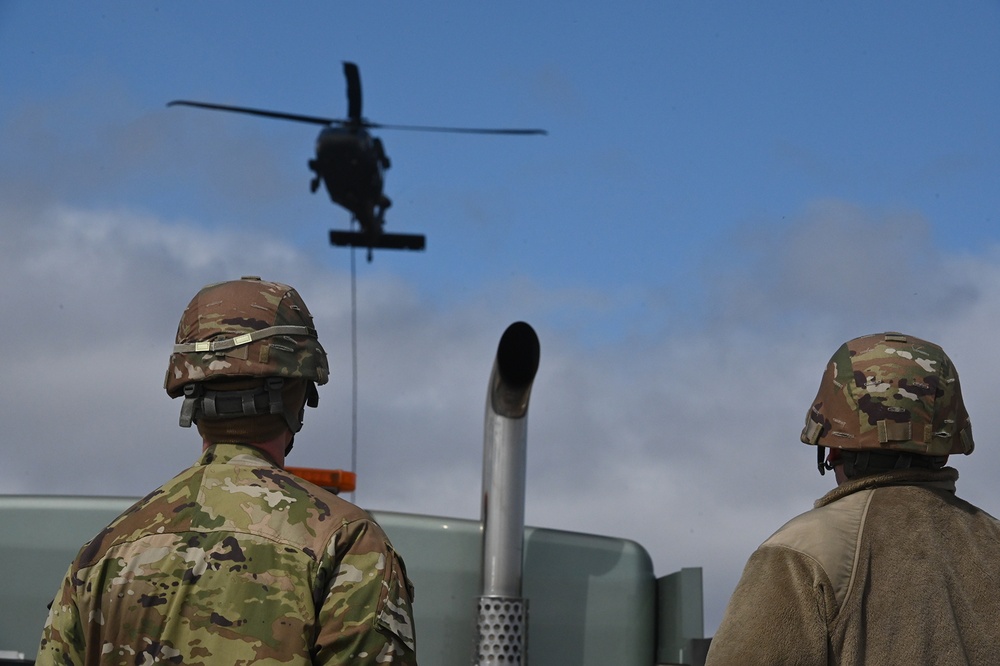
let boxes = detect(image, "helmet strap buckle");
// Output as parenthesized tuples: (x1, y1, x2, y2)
(179, 383, 203, 428)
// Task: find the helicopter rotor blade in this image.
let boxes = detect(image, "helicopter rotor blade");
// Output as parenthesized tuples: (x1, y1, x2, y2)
(365, 121, 547, 136)
(344, 62, 363, 123)
(167, 100, 339, 127)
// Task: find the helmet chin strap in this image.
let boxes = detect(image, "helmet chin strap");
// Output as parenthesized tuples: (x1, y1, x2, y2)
(283, 383, 318, 456)
(840, 450, 947, 478)
(818, 445, 841, 476)
(179, 377, 310, 434)
(820, 446, 949, 478)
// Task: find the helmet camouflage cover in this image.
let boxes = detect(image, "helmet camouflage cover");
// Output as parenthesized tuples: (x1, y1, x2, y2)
(165, 277, 329, 398)
(801, 332, 973, 457)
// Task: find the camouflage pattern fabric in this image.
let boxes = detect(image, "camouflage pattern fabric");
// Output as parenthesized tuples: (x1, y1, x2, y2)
(165, 277, 329, 398)
(801, 332, 974, 457)
(37, 444, 417, 665)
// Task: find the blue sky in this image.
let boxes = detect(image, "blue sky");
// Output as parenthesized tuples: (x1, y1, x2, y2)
(8, 2, 997, 312)
(2, 0, 1000, 637)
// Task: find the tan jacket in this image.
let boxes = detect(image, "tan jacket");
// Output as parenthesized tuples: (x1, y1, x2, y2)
(706, 468, 1000, 665)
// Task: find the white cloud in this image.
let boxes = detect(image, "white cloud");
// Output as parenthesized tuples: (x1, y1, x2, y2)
(706, 199, 979, 331)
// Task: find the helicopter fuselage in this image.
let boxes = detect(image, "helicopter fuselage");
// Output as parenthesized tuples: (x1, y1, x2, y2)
(310, 125, 389, 235)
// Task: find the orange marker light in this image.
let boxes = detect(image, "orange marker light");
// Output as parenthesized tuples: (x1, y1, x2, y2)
(286, 467, 357, 494)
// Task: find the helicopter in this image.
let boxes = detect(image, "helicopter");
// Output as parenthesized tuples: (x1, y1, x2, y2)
(169, 62, 546, 261)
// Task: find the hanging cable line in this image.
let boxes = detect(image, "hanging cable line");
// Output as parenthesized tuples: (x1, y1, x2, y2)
(349, 231, 359, 502)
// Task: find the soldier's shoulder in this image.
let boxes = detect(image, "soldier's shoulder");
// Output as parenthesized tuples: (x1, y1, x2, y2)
(255, 468, 390, 540)
(764, 488, 873, 552)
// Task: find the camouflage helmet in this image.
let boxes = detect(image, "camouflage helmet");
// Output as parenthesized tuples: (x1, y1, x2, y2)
(164, 277, 329, 430)
(801, 332, 973, 461)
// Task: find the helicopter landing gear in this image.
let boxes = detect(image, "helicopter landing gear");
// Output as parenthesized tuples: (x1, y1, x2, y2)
(375, 195, 392, 225)
(308, 159, 321, 193)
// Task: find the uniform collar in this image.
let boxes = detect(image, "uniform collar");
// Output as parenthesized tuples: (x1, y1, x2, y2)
(815, 466, 958, 509)
(198, 442, 278, 467)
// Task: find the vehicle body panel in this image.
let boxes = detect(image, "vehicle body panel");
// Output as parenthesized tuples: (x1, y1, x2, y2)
(0, 496, 656, 665)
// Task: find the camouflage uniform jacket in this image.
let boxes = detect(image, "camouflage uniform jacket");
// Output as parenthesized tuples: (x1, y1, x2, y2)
(706, 468, 1000, 666)
(37, 444, 417, 666)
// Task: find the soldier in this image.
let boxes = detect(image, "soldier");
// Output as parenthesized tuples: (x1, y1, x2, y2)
(706, 332, 1000, 665)
(37, 277, 417, 665)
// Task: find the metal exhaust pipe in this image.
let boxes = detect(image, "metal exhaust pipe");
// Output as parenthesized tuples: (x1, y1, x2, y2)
(476, 321, 540, 665)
